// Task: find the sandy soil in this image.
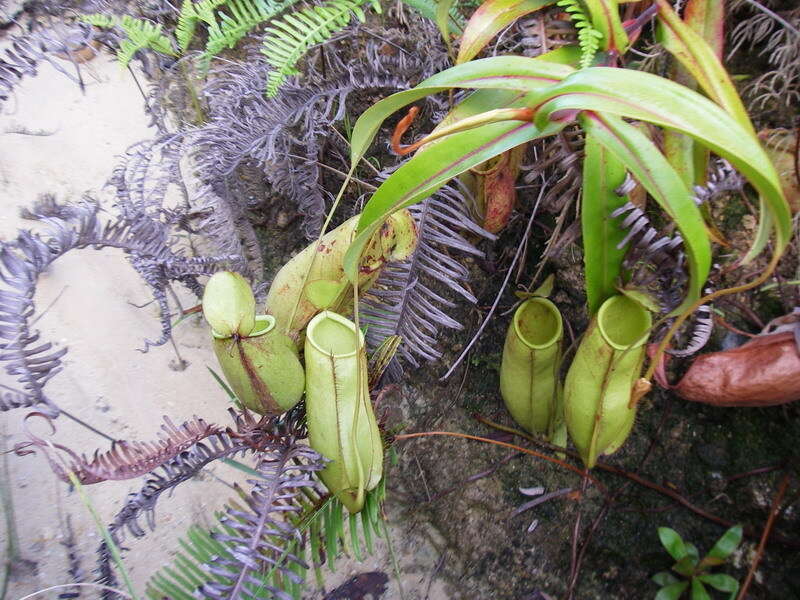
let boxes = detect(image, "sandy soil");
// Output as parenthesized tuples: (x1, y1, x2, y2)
(0, 47, 449, 600)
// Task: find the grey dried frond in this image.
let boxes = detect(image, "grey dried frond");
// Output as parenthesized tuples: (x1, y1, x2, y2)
(58, 515, 85, 600)
(196, 440, 325, 600)
(17, 414, 221, 484)
(360, 181, 493, 371)
(729, 5, 800, 110)
(0, 22, 94, 106)
(500, 9, 578, 57)
(193, 25, 448, 239)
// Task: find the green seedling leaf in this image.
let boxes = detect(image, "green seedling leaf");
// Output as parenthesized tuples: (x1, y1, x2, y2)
(705, 524, 743, 562)
(656, 581, 690, 600)
(690, 578, 712, 600)
(659, 527, 689, 561)
(697, 574, 739, 598)
(652, 571, 680, 587)
(581, 129, 629, 314)
(673, 556, 697, 578)
(686, 542, 700, 565)
(456, 0, 555, 64)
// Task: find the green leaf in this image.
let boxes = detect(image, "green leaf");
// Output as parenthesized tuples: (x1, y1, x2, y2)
(345, 119, 557, 281)
(686, 542, 700, 566)
(532, 66, 792, 259)
(655, 0, 750, 133)
(674, 556, 697, 578)
(349, 512, 363, 561)
(658, 527, 689, 561)
(690, 578, 712, 600)
(656, 581, 689, 600)
(705, 525, 743, 562)
(206, 366, 237, 401)
(436, 0, 458, 52)
(580, 112, 710, 314)
(456, 0, 555, 64)
(581, 129, 629, 314)
(652, 571, 680, 587)
(349, 55, 574, 164)
(584, 0, 628, 54)
(696, 573, 739, 598)
(683, 0, 725, 59)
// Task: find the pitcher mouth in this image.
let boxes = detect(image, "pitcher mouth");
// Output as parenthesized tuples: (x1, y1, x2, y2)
(513, 297, 563, 350)
(306, 311, 365, 357)
(212, 314, 275, 339)
(597, 295, 652, 350)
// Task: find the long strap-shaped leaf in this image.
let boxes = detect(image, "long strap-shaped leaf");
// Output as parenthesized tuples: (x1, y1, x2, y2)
(654, 0, 785, 265)
(580, 112, 709, 314)
(456, 0, 555, 64)
(349, 55, 575, 163)
(528, 67, 792, 253)
(344, 118, 562, 280)
(581, 129, 629, 315)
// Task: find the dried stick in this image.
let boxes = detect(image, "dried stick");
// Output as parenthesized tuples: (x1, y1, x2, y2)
(737, 472, 792, 600)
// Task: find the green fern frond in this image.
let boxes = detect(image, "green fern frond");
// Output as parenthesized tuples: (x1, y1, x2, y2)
(200, 0, 299, 66)
(261, 0, 381, 97)
(81, 13, 117, 28)
(81, 14, 177, 68)
(556, 0, 602, 68)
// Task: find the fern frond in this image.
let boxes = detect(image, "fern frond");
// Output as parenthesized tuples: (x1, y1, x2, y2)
(144, 439, 325, 600)
(81, 14, 177, 68)
(261, 0, 381, 96)
(201, 0, 299, 67)
(556, 0, 602, 68)
(360, 181, 493, 371)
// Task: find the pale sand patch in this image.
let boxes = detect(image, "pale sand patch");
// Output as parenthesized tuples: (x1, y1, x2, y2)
(1, 55, 234, 598)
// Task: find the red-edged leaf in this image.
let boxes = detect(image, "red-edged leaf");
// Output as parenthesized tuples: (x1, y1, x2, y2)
(456, 0, 555, 64)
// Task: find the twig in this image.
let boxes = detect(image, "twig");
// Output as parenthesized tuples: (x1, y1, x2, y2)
(737, 472, 792, 600)
(473, 415, 800, 548)
(441, 180, 547, 380)
(394, 431, 608, 494)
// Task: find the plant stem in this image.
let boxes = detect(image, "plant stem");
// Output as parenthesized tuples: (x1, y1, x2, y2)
(737, 472, 792, 600)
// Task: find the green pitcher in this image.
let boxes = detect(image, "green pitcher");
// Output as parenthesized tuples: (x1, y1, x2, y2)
(203, 271, 305, 415)
(500, 297, 563, 437)
(564, 294, 652, 468)
(304, 311, 383, 513)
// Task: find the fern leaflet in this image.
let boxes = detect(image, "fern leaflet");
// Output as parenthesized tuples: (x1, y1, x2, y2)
(261, 0, 381, 97)
(556, 0, 602, 68)
(81, 14, 177, 68)
(200, 0, 299, 67)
